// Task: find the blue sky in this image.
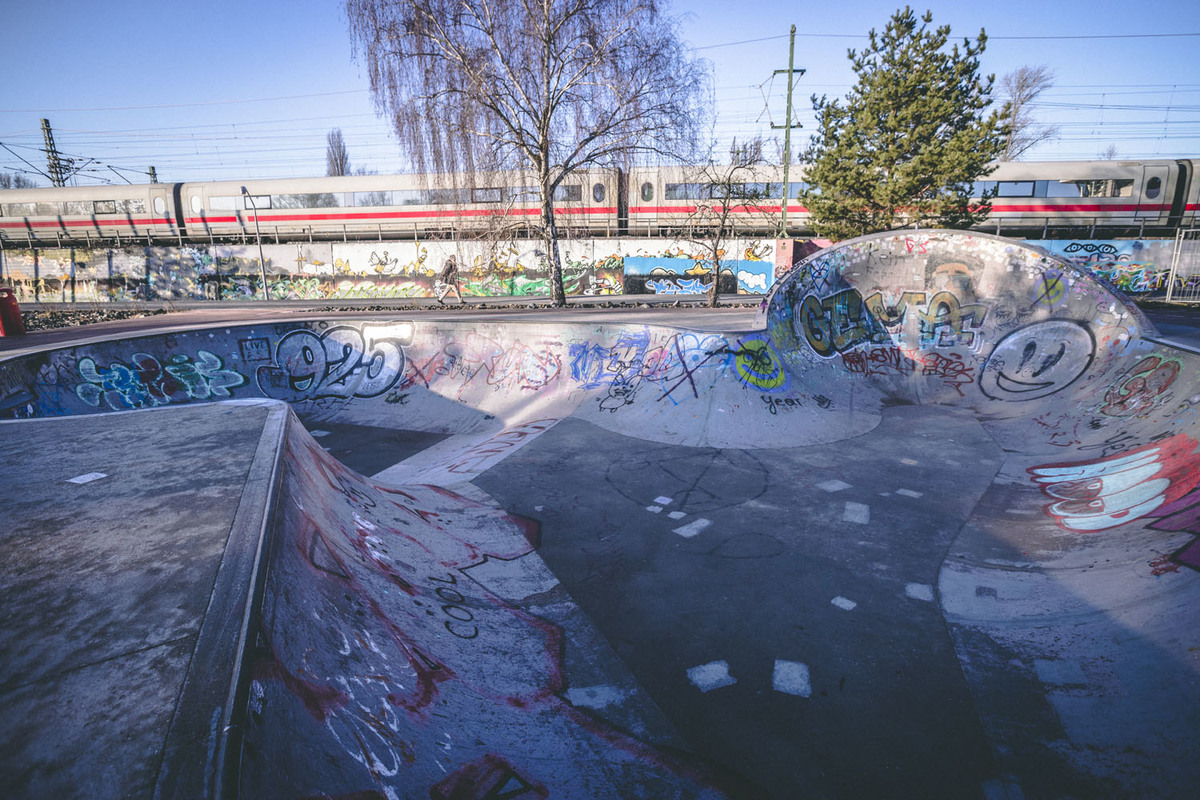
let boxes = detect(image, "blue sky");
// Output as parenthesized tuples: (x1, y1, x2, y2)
(2, 0, 1198, 184)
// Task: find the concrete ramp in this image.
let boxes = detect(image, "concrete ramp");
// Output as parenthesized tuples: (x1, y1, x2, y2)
(1, 230, 1198, 798)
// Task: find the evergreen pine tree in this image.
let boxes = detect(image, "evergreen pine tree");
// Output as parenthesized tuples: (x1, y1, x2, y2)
(801, 7, 1007, 240)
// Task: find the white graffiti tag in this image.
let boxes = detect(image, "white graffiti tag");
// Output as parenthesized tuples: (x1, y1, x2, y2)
(256, 324, 410, 402)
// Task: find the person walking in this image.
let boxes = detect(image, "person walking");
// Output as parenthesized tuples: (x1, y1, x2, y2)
(435, 255, 464, 304)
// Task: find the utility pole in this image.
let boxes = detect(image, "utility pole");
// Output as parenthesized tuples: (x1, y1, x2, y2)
(772, 26, 805, 238)
(148, 166, 158, 183)
(41, 118, 67, 187)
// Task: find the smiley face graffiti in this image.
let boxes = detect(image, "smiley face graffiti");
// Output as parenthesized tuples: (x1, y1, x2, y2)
(979, 320, 1095, 401)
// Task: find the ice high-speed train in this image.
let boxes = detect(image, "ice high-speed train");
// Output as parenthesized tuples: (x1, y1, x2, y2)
(1, 159, 1197, 247)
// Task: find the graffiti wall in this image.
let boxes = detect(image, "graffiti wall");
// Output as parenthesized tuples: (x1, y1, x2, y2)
(1026, 238, 1198, 296)
(0, 237, 781, 302)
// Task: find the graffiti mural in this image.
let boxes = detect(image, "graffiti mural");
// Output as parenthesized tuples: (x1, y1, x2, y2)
(1029, 434, 1200, 533)
(1100, 354, 1182, 418)
(1029, 239, 1181, 295)
(75, 350, 246, 410)
(978, 320, 1097, 402)
(256, 324, 413, 403)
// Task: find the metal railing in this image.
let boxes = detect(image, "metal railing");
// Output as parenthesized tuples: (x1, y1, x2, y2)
(1167, 228, 1200, 303)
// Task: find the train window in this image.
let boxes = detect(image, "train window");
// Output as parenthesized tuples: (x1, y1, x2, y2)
(666, 183, 706, 200)
(243, 194, 272, 210)
(472, 188, 502, 203)
(1076, 179, 1134, 198)
(394, 189, 427, 205)
(553, 184, 582, 202)
(1045, 181, 1083, 198)
(354, 191, 392, 206)
(788, 182, 812, 198)
(210, 196, 238, 211)
(996, 181, 1036, 197)
(35, 202, 64, 215)
(426, 188, 472, 204)
(592, 182, 606, 203)
(191, 196, 202, 214)
(3, 202, 35, 216)
(970, 181, 996, 197)
(153, 197, 166, 214)
(640, 182, 655, 202)
(122, 199, 146, 213)
(272, 193, 340, 208)
(507, 187, 540, 202)
(94, 200, 118, 214)
(1145, 176, 1162, 199)
(65, 201, 92, 215)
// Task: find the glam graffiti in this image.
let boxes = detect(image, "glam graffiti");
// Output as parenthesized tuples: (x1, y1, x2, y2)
(76, 350, 246, 410)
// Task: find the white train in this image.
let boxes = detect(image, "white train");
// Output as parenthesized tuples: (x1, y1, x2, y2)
(1, 159, 1196, 247)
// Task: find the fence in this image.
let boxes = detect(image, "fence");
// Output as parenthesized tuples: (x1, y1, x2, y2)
(1167, 229, 1200, 304)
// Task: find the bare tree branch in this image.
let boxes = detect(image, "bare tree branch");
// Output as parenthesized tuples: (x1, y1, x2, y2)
(347, 0, 708, 305)
(999, 65, 1059, 161)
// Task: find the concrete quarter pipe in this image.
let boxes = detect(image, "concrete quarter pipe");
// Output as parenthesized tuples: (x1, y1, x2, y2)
(0, 230, 1197, 799)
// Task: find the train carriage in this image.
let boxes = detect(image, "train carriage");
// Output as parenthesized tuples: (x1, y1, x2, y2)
(972, 159, 1195, 236)
(177, 170, 620, 243)
(625, 164, 812, 237)
(0, 183, 178, 246)
(1, 159, 1198, 247)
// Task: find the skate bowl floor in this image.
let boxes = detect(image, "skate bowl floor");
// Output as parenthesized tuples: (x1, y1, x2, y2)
(1, 230, 1199, 799)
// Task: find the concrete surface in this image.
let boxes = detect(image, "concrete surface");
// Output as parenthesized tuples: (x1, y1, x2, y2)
(1, 230, 1199, 799)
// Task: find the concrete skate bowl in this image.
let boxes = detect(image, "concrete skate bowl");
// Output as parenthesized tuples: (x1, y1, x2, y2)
(0, 229, 1198, 799)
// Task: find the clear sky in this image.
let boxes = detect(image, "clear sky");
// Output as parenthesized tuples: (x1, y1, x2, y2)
(2, 0, 1199, 185)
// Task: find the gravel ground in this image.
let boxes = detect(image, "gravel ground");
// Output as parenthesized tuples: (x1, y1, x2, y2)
(20, 307, 173, 332)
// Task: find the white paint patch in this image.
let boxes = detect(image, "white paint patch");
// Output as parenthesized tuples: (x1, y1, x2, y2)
(1033, 658, 1088, 686)
(668, 511, 687, 520)
(534, 505, 544, 512)
(843, 502, 870, 524)
(673, 518, 712, 538)
(896, 488, 924, 498)
(906, 583, 935, 602)
(565, 684, 631, 709)
(773, 660, 812, 697)
(66, 472, 107, 484)
(687, 660, 737, 692)
(831, 596, 857, 611)
(901, 458, 919, 465)
(646, 505, 663, 513)
(654, 496, 674, 505)
(462, 553, 560, 601)
(738, 270, 768, 293)
(816, 479, 852, 493)
(309, 430, 331, 438)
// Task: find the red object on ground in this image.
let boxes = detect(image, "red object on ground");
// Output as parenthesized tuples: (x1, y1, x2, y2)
(0, 288, 25, 336)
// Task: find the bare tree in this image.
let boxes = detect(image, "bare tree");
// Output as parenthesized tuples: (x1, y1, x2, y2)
(346, 0, 708, 306)
(1098, 144, 1119, 160)
(326, 128, 351, 176)
(682, 138, 773, 308)
(999, 65, 1059, 161)
(0, 172, 38, 189)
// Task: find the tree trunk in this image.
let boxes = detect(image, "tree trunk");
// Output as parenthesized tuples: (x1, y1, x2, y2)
(540, 190, 566, 307)
(707, 244, 720, 308)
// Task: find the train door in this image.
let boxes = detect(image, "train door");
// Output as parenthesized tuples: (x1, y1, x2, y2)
(1136, 164, 1171, 220)
(148, 185, 175, 236)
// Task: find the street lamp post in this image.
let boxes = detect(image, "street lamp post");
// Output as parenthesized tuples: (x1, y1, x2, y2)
(241, 186, 271, 301)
